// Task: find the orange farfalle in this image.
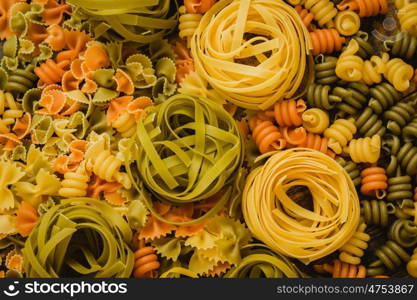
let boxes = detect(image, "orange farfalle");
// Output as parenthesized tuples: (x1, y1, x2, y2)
(299, 132, 336, 158)
(27, 23, 48, 46)
(265, 99, 307, 127)
(37, 89, 67, 115)
(53, 156, 75, 174)
(46, 24, 66, 50)
(140, 202, 177, 240)
(41, 0, 71, 25)
(0, 133, 21, 150)
(5, 250, 24, 273)
(174, 42, 195, 83)
(81, 71, 98, 94)
(310, 29, 346, 56)
(68, 140, 87, 163)
(60, 99, 80, 116)
(205, 262, 231, 277)
(360, 165, 388, 199)
(0, 0, 26, 40)
(84, 44, 110, 72)
(176, 222, 206, 237)
(87, 175, 122, 199)
(127, 96, 153, 119)
(62, 70, 81, 91)
(70, 59, 85, 80)
(35, 59, 70, 85)
(281, 127, 308, 146)
(53, 140, 87, 174)
(15, 201, 38, 237)
(184, 0, 216, 13)
(107, 96, 133, 125)
(113, 69, 134, 95)
(13, 112, 31, 139)
(104, 191, 126, 206)
(54, 27, 91, 62)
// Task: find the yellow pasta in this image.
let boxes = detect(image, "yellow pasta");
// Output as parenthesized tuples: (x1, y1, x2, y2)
(398, 1, 417, 36)
(190, 0, 312, 110)
(324, 118, 357, 154)
(336, 39, 364, 81)
(383, 57, 414, 92)
(339, 223, 370, 265)
(178, 6, 202, 48)
(304, 0, 337, 27)
(362, 53, 390, 85)
(58, 163, 89, 197)
(242, 148, 360, 264)
(302, 108, 329, 134)
(335, 11, 361, 36)
(347, 135, 381, 163)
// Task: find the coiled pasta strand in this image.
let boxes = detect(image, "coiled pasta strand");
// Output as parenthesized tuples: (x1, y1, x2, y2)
(34, 59, 69, 85)
(306, 83, 342, 110)
(336, 39, 364, 82)
(360, 165, 388, 199)
(336, 156, 361, 186)
(303, 0, 337, 27)
(383, 32, 417, 60)
(383, 102, 416, 135)
(314, 260, 367, 278)
(383, 58, 414, 92)
(361, 199, 395, 227)
(368, 82, 402, 114)
(133, 240, 160, 278)
(334, 11, 361, 36)
(407, 248, 417, 277)
(398, 2, 417, 36)
(302, 108, 329, 134)
(295, 5, 315, 30)
(367, 241, 410, 275)
(388, 219, 417, 248)
(324, 118, 356, 154)
(348, 135, 381, 163)
(403, 117, 417, 142)
(355, 107, 386, 137)
(387, 168, 413, 202)
(349, 31, 374, 59)
(111, 112, 137, 138)
(249, 117, 286, 154)
(310, 29, 346, 56)
(314, 55, 339, 84)
(58, 163, 90, 197)
(362, 53, 390, 85)
(339, 223, 370, 265)
(4, 67, 37, 95)
(337, 0, 388, 17)
(264, 99, 307, 127)
(178, 6, 202, 48)
(298, 132, 335, 158)
(397, 142, 417, 175)
(333, 82, 368, 116)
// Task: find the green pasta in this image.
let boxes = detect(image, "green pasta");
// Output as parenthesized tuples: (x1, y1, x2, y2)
(396, 142, 417, 176)
(368, 82, 402, 115)
(386, 168, 414, 202)
(336, 156, 361, 186)
(314, 55, 340, 85)
(403, 117, 417, 142)
(348, 31, 375, 59)
(388, 219, 417, 248)
(360, 199, 396, 227)
(383, 102, 416, 135)
(306, 83, 342, 110)
(383, 32, 417, 60)
(355, 107, 386, 137)
(367, 241, 410, 276)
(22, 198, 134, 278)
(4, 66, 37, 95)
(333, 82, 369, 116)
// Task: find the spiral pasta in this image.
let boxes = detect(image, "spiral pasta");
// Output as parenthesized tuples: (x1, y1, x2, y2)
(265, 99, 307, 127)
(407, 248, 417, 277)
(362, 53, 390, 85)
(367, 241, 410, 275)
(303, 0, 337, 27)
(314, 55, 339, 84)
(5, 67, 38, 95)
(133, 240, 161, 278)
(388, 219, 417, 248)
(34, 59, 69, 85)
(190, 0, 312, 110)
(361, 199, 395, 227)
(387, 173, 413, 202)
(179, 6, 202, 48)
(339, 223, 370, 265)
(360, 166, 388, 199)
(336, 39, 364, 81)
(242, 148, 360, 264)
(398, 1, 417, 36)
(294, 5, 314, 30)
(383, 57, 414, 92)
(298, 133, 335, 158)
(397, 143, 417, 176)
(350, 31, 374, 59)
(314, 260, 366, 278)
(403, 117, 417, 142)
(336, 156, 361, 186)
(306, 83, 341, 110)
(368, 82, 402, 114)
(348, 135, 381, 163)
(302, 108, 329, 134)
(58, 164, 90, 197)
(250, 120, 286, 154)
(383, 102, 416, 135)
(111, 111, 137, 138)
(310, 29, 346, 56)
(335, 11, 361, 36)
(384, 32, 417, 60)
(337, 0, 388, 17)
(355, 107, 386, 137)
(324, 118, 356, 154)
(333, 82, 369, 116)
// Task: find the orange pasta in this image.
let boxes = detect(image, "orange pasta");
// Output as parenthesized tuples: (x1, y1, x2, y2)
(250, 120, 286, 154)
(174, 42, 195, 83)
(126, 96, 153, 120)
(13, 113, 31, 139)
(81, 71, 97, 94)
(0, 133, 21, 150)
(184, 0, 216, 13)
(41, 0, 71, 25)
(61, 71, 81, 91)
(315, 260, 367, 278)
(360, 165, 388, 199)
(264, 99, 307, 127)
(35, 59, 70, 85)
(37, 89, 66, 115)
(298, 132, 336, 158)
(414, 187, 417, 202)
(140, 202, 177, 240)
(295, 5, 315, 31)
(107, 96, 133, 125)
(281, 127, 308, 146)
(53, 140, 87, 174)
(87, 175, 122, 200)
(310, 29, 346, 56)
(0, 0, 25, 40)
(46, 24, 66, 50)
(337, 0, 388, 17)
(133, 240, 160, 278)
(113, 69, 134, 95)
(27, 23, 48, 46)
(84, 44, 110, 72)
(5, 250, 24, 273)
(15, 202, 38, 237)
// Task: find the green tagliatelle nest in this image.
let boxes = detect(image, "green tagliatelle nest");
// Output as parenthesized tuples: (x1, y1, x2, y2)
(130, 94, 244, 204)
(22, 198, 134, 278)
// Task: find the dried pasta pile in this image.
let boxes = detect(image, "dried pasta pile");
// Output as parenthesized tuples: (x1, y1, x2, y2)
(0, 0, 416, 279)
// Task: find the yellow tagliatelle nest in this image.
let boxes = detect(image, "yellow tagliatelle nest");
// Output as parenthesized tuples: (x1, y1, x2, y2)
(242, 148, 360, 264)
(191, 0, 312, 110)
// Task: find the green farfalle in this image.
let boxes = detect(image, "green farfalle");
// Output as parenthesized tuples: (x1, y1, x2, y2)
(152, 57, 177, 102)
(17, 38, 36, 64)
(149, 39, 175, 61)
(88, 107, 113, 135)
(67, 0, 178, 45)
(52, 119, 77, 137)
(34, 43, 53, 63)
(31, 114, 54, 144)
(14, 168, 61, 208)
(93, 69, 116, 89)
(23, 198, 134, 278)
(126, 200, 148, 231)
(24, 2, 45, 25)
(67, 111, 89, 139)
(8, 10, 29, 38)
(0, 160, 25, 212)
(11, 145, 27, 162)
(2, 56, 19, 71)
(3, 36, 18, 58)
(92, 87, 119, 104)
(65, 90, 90, 105)
(152, 237, 183, 261)
(22, 88, 41, 113)
(125, 54, 156, 88)
(105, 42, 123, 68)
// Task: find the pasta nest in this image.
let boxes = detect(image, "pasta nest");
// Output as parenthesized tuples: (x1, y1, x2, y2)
(190, 0, 312, 110)
(242, 148, 360, 264)
(132, 94, 243, 204)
